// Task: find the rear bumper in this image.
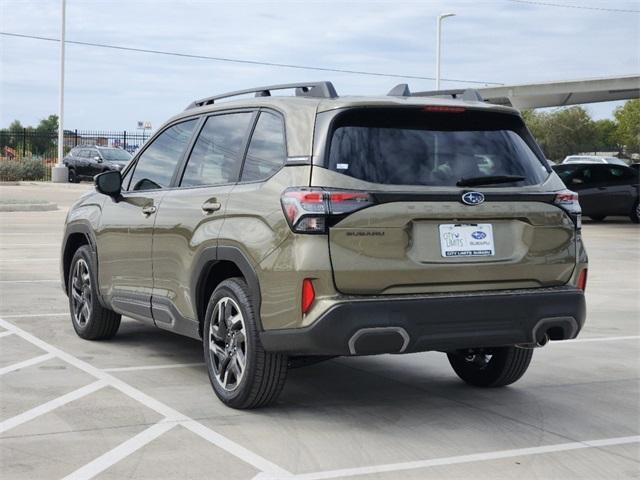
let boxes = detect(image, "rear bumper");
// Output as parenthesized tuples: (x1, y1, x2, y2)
(260, 286, 586, 356)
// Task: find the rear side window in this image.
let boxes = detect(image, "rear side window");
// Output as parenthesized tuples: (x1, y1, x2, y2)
(554, 165, 579, 184)
(606, 166, 635, 182)
(181, 112, 253, 187)
(327, 108, 548, 187)
(241, 111, 286, 182)
(129, 119, 197, 191)
(555, 165, 596, 187)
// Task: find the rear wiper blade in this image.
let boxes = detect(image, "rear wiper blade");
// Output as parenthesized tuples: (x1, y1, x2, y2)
(456, 175, 526, 187)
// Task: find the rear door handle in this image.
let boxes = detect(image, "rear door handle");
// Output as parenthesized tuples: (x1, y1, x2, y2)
(597, 187, 607, 191)
(202, 201, 222, 213)
(142, 205, 157, 215)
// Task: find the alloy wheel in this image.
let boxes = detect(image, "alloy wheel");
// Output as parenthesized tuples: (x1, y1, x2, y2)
(71, 258, 92, 327)
(208, 297, 247, 391)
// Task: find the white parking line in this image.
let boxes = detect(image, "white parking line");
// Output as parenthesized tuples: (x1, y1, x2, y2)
(103, 362, 205, 372)
(288, 435, 640, 480)
(62, 421, 176, 480)
(0, 317, 291, 478)
(0, 330, 14, 338)
(0, 380, 107, 434)
(0, 233, 62, 236)
(0, 280, 59, 284)
(1, 312, 68, 318)
(0, 352, 55, 376)
(0, 258, 59, 262)
(565, 335, 640, 343)
(0, 244, 60, 247)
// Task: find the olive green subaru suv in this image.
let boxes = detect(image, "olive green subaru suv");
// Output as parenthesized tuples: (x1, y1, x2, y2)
(61, 82, 587, 409)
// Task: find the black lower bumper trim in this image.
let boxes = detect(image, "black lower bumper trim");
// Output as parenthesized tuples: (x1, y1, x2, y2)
(260, 287, 586, 356)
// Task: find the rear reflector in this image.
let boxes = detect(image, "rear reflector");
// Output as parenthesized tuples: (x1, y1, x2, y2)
(577, 269, 588, 291)
(301, 278, 315, 314)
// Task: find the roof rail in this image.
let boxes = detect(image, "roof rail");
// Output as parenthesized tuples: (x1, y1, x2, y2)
(186, 81, 338, 109)
(411, 88, 485, 102)
(386, 84, 485, 102)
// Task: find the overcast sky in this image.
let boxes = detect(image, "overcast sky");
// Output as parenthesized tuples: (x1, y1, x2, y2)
(1, 0, 638, 131)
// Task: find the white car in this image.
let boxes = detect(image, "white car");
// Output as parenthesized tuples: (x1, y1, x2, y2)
(562, 155, 627, 166)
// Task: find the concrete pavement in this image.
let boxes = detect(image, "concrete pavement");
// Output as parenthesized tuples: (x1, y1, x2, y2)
(0, 183, 638, 479)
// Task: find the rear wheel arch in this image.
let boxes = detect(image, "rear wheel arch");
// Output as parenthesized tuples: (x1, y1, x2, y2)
(193, 246, 262, 337)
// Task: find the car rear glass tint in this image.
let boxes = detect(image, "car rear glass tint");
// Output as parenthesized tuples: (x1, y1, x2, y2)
(327, 108, 549, 187)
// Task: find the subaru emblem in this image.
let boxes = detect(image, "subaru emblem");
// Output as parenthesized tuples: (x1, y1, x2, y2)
(462, 191, 485, 206)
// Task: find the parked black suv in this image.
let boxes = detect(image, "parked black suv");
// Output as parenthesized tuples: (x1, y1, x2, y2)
(63, 146, 132, 183)
(553, 163, 639, 222)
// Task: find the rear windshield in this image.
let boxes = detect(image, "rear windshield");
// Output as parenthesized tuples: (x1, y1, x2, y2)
(327, 108, 549, 187)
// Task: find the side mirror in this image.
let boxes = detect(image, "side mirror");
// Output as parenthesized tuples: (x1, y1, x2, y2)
(95, 170, 122, 198)
(94, 156, 103, 163)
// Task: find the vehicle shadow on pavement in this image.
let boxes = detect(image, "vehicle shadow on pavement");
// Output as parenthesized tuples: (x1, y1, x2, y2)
(280, 355, 507, 410)
(105, 319, 203, 363)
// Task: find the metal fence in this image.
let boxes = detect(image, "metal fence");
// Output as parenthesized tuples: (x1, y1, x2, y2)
(0, 129, 150, 181)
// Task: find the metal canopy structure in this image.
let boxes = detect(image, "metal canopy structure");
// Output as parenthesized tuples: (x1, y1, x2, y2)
(476, 75, 640, 109)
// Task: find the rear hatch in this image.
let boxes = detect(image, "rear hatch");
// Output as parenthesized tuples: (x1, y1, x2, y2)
(312, 106, 578, 295)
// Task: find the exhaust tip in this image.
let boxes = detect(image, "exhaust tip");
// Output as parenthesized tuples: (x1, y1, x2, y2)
(348, 327, 409, 355)
(536, 334, 550, 347)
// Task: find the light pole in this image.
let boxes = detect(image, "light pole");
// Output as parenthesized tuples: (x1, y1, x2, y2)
(435, 12, 455, 91)
(52, 0, 68, 182)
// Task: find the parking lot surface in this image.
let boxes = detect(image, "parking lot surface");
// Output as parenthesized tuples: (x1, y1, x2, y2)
(0, 182, 638, 479)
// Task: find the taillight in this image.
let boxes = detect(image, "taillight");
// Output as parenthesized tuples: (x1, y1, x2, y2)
(301, 278, 315, 314)
(281, 188, 374, 233)
(554, 189, 582, 229)
(577, 269, 588, 291)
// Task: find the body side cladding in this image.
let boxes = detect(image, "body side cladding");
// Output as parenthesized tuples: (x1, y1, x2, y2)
(111, 291, 154, 326)
(151, 297, 200, 339)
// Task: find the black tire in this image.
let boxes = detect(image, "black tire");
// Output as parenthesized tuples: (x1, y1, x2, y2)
(68, 168, 78, 183)
(447, 347, 533, 387)
(203, 277, 287, 409)
(589, 215, 606, 222)
(630, 201, 639, 224)
(68, 246, 121, 340)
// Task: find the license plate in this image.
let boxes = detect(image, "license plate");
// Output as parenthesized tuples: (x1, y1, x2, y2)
(439, 224, 495, 257)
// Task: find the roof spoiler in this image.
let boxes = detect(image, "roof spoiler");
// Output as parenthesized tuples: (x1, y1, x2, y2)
(387, 83, 485, 102)
(186, 81, 338, 110)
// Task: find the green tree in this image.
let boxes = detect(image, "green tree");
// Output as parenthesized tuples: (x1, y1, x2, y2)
(614, 99, 640, 154)
(522, 109, 551, 153)
(593, 119, 620, 153)
(0, 120, 24, 150)
(522, 107, 597, 161)
(30, 114, 58, 155)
